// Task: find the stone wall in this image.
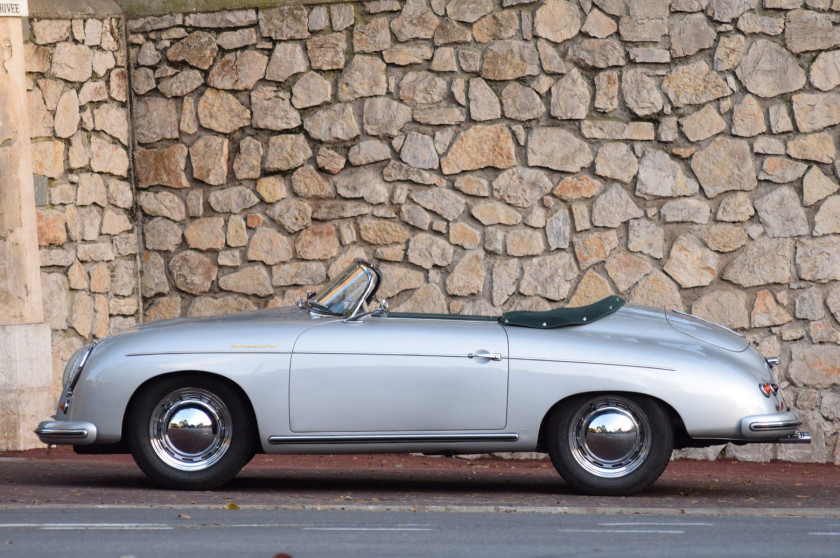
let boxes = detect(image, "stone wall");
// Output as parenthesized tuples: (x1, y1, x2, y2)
(26, 13, 141, 395)
(26, 0, 840, 463)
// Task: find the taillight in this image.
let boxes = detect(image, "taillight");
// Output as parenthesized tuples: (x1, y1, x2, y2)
(759, 383, 779, 397)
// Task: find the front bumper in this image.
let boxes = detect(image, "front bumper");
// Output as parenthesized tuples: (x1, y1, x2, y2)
(35, 420, 98, 445)
(739, 412, 811, 444)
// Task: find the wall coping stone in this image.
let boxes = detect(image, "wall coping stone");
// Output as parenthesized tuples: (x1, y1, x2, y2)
(29, 0, 123, 17)
(119, 0, 349, 17)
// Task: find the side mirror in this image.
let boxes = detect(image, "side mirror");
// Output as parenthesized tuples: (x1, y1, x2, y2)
(374, 298, 389, 316)
(344, 299, 389, 322)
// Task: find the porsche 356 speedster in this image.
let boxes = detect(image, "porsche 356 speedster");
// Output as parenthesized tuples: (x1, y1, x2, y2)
(36, 259, 810, 495)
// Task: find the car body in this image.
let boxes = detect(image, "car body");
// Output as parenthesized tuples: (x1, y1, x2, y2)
(36, 259, 810, 495)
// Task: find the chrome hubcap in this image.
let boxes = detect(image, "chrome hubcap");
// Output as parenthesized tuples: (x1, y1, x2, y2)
(149, 388, 232, 471)
(568, 399, 650, 479)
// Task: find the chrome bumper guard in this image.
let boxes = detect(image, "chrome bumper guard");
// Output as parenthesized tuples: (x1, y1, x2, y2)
(35, 420, 97, 445)
(748, 418, 801, 432)
(739, 412, 810, 443)
(776, 431, 812, 444)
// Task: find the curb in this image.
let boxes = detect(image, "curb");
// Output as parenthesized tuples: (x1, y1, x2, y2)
(2, 503, 838, 518)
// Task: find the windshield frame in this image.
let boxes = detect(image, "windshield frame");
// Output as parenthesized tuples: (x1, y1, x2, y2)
(306, 259, 380, 319)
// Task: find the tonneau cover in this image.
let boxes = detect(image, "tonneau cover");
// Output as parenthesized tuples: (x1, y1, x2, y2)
(499, 296, 625, 329)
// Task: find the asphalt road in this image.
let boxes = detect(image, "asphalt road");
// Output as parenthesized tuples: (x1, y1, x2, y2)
(2, 450, 840, 556)
(1, 508, 839, 558)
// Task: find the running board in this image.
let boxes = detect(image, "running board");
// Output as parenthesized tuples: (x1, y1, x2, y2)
(268, 433, 519, 445)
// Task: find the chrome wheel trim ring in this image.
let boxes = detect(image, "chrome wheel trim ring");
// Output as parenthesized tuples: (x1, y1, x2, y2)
(149, 388, 232, 472)
(568, 398, 651, 479)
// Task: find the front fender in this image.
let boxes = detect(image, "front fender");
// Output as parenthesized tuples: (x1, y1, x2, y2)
(67, 348, 290, 448)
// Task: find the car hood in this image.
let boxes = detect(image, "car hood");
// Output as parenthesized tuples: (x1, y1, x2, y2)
(665, 309, 750, 352)
(96, 305, 328, 356)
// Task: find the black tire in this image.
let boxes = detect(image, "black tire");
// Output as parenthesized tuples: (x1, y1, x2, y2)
(546, 394, 673, 496)
(126, 375, 256, 490)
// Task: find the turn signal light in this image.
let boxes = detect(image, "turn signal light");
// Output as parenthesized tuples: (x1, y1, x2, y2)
(759, 383, 779, 397)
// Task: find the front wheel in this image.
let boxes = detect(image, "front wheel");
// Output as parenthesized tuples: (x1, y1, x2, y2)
(546, 394, 674, 496)
(126, 375, 256, 490)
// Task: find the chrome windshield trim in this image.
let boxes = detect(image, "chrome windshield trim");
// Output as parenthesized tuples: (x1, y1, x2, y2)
(348, 264, 377, 319)
(305, 259, 379, 319)
(268, 433, 520, 445)
(305, 300, 339, 317)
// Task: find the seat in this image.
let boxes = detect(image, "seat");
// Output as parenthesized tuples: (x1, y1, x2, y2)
(499, 296, 625, 329)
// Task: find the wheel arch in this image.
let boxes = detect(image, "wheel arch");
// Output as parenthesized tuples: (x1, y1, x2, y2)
(535, 391, 689, 453)
(120, 370, 261, 453)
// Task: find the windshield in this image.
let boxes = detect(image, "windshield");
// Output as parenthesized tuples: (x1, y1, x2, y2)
(308, 261, 375, 316)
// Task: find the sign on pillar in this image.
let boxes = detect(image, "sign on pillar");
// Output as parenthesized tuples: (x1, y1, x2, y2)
(0, 1, 28, 18)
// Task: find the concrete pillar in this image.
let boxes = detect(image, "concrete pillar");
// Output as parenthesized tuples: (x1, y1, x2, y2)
(0, 14, 53, 451)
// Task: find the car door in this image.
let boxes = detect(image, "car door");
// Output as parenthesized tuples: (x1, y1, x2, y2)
(289, 316, 509, 432)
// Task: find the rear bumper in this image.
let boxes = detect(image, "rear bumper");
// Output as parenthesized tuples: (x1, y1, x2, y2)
(35, 420, 97, 445)
(739, 412, 810, 443)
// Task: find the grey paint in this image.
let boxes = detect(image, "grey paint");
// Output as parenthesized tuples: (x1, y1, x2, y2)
(36, 298, 800, 454)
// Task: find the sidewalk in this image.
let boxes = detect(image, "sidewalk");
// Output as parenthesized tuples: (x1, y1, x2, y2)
(1, 447, 838, 516)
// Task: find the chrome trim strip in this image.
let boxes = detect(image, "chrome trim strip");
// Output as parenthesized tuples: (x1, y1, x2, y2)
(670, 309, 746, 338)
(749, 418, 802, 432)
(268, 433, 520, 445)
(507, 357, 674, 371)
(127, 351, 291, 356)
(293, 351, 505, 360)
(126, 352, 669, 371)
(34, 428, 89, 439)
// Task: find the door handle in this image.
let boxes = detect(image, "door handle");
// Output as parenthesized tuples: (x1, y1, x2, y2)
(468, 352, 502, 361)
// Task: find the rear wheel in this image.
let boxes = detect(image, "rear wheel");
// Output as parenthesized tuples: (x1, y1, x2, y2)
(126, 375, 255, 490)
(546, 394, 673, 496)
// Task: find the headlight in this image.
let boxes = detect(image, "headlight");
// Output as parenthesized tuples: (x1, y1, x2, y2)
(62, 343, 94, 391)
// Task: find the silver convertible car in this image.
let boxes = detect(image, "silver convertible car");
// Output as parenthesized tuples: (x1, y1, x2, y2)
(36, 259, 809, 496)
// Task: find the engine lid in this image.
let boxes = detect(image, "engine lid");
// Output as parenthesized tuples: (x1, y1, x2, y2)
(665, 309, 750, 352)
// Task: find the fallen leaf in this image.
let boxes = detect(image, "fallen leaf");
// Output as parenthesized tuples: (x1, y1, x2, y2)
(795, 495, 810, 499)
(225, 502, 240, 510)
(178, 514, 191, 520)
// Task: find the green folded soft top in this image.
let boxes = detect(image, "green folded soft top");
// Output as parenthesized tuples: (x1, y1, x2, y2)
(499, 296, 626, 329)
